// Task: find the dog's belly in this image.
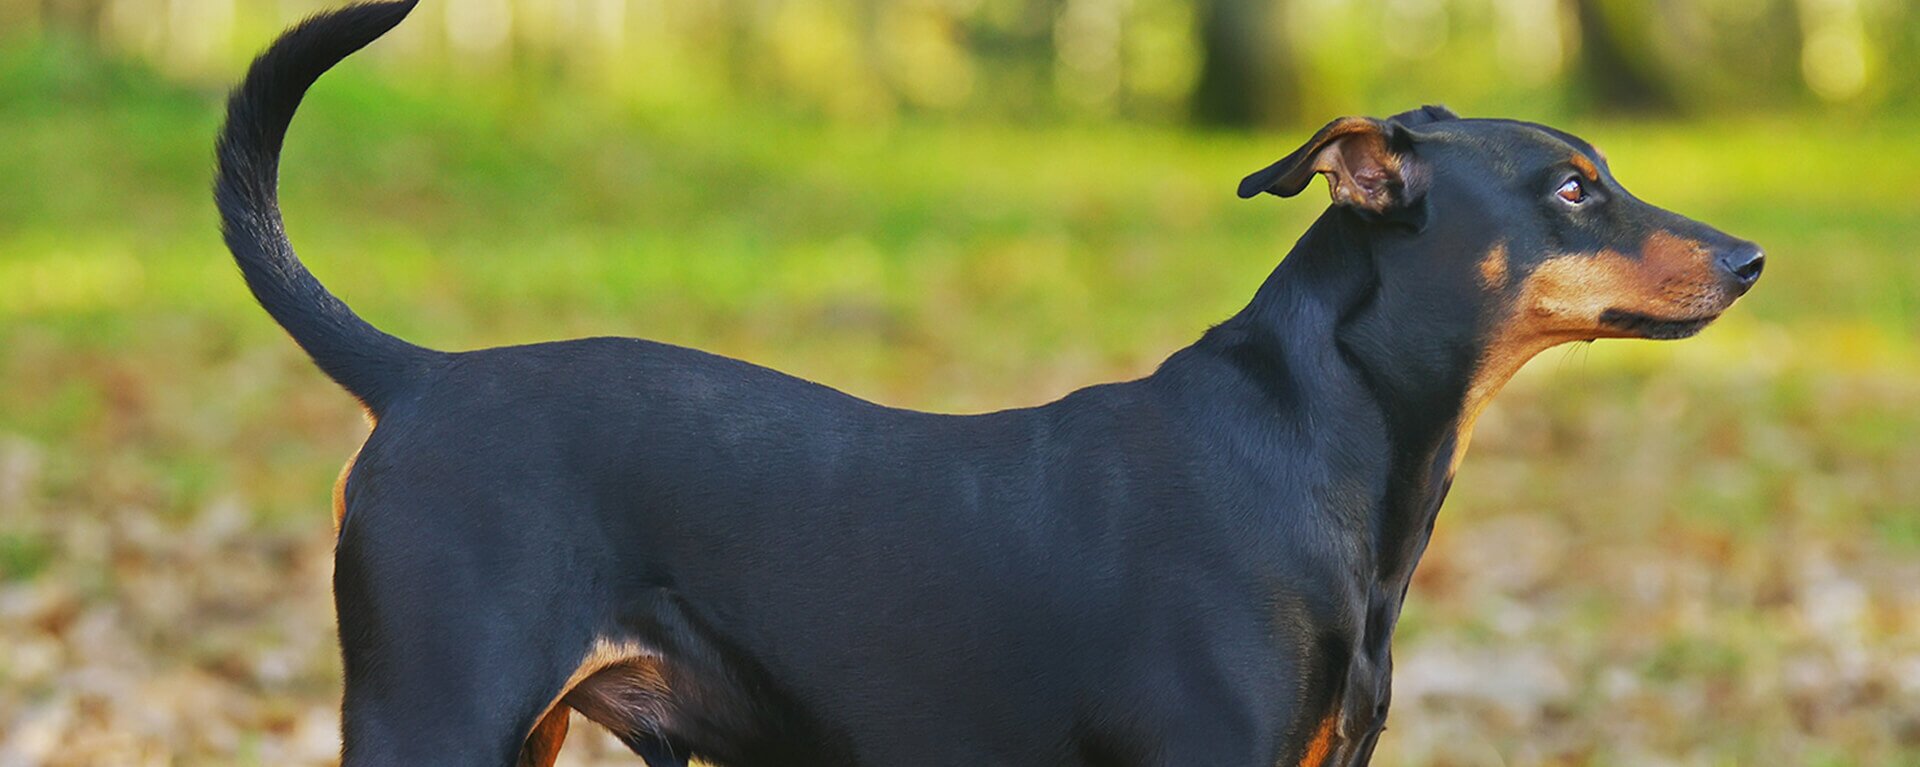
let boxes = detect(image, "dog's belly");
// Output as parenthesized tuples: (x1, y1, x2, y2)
(559, 539, 1321, 766)
(562, 614, 1302, 767)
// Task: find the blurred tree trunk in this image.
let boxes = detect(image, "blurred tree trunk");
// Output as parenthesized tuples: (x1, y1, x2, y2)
(1191, 0, 1299, 128)
(1571, 0, 1678, 114)
(721, 0, 762, 96)
(1751, 0, 1806, 104)
(37, 0, 105, 39)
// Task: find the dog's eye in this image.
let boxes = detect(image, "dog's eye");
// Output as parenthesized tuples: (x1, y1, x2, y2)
(1556, 178, 1588, 205)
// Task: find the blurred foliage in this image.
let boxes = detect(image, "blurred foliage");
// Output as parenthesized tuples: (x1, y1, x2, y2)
(4, 0, 1920, 125)
(1, 1, 1919, 765)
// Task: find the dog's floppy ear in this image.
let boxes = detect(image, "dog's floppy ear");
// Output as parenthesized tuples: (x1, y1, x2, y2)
(1236, 115, 1427, 214)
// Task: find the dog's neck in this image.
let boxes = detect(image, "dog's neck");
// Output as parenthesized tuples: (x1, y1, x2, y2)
(1171, 208, 1493, 587)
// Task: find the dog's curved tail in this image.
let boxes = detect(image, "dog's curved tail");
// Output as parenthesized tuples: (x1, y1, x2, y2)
(215, 0, 436, 413)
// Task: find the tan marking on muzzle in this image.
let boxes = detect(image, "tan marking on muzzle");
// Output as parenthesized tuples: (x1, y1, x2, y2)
(1520, 232, 1720, 339)
(1450, 232, 1719, 471)
(1641, 231, 1715, 277)
(1522, 249, 1649, 331)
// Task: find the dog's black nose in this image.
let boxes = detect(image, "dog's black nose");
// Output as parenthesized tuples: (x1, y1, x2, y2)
(1717, 244, 1764, 294)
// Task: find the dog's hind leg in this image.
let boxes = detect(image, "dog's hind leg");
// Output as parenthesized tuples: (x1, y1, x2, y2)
(331, 485, 603, 766)
(628, 739, 691, 767)
(334, 587, 568, 765)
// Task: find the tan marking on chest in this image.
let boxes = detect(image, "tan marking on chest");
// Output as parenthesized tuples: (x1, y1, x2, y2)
(1298, 711, 1339, 767)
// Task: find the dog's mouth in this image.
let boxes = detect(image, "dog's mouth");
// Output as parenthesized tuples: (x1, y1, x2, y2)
(1598, 309, 1721, 340)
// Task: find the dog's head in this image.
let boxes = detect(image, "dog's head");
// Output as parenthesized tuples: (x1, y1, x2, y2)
(1239, 107, 1762, 352)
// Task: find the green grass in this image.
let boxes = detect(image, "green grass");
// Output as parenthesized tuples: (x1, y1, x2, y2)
(1, 38, 1917, 766)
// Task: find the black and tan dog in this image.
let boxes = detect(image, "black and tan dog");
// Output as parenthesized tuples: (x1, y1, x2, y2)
(216, 3, 1762, 765)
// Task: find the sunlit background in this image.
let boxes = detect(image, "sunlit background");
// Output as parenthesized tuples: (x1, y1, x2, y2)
(1, 0, 1917, 764)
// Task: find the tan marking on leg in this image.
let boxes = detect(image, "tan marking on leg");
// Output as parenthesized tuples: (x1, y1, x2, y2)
(331, 445, 361, 532)
(522, 637, 666, 760)
(1299, 711, 1339, 767)
(332, 409, 377, 532)
(516, 704, 571, 767)
(559, 638, 661, 696)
